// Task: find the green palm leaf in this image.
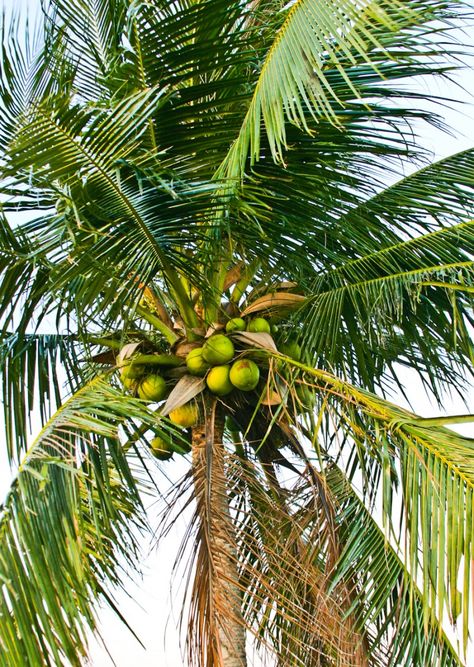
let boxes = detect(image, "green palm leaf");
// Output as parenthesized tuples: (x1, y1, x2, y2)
(46, 0, 129, 99)
(301, 253, 474, 393)
(292, 361, 474, 650)
(292, 149, 474, 392)
(0, 332, 84, 459)
(325, 464, 461, 666)
(0, 376, 166, 666)
(217, 0, 452, 177)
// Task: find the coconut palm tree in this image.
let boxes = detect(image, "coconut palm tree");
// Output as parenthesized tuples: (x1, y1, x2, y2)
(0, 0, 474, 665)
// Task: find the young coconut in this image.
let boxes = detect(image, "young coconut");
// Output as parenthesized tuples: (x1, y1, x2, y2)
(149, 436, 174, 460)
(202, 334, 235, 365)
(206, 365, 234, 396)
(138, 374, 167, 402)
(247, 317, 271, 333)
(225, 317, 246, 333)
(229, 359, 260, 391)
(169, 402, 199, 428)
(295, 383, 316, 413)
(120, 361, 145, 381)
(279, 340, 302, 361)
(121, 375, 136, 391)
(186, 347, 211, 376)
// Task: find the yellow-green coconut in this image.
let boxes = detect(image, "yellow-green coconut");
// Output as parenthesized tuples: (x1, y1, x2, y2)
(247, 318, 271, 334)
(138, 374, 167, 402)
(169, 402, 199, 428)
(280, 340, 302, 361)
(229, 359, 260, 391)
(202, 334, 235, 365)
(186, 347, 210, 376)
(150, 436, 174, 460)
(206, 365, 234, 396)
(225, 317, 246, 333)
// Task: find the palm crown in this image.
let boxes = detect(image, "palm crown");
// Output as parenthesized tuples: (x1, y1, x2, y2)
(0, 0, 474, 665)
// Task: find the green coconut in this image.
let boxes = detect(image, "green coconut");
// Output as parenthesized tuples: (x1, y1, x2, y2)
(295, 384, 315, 412)
(280, 340, 302, 361)
(120, 361, 145, 381)
(149, 436, 174, 460)
(225, 317, 246, 333)
(202, 334, 235, 365)
(121, 375, 136, 391)
(247, 317, 271, 334)
(206, 365, 234, 396)
(169, 402, 199, 428)
(229, 359, 260, 391)
(186, 347, 211, 376)
(137, 374, 167, 402)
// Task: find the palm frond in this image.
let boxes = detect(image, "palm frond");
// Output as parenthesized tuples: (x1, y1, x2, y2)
(0, 211, 58, 337)
(163, 412, 368, 667)
(44, 0, 129, 100)
(4, 84, 166, 184)
(223, 112, 474, 293)
(290, 149, 474, 394)
(290, 360, 474, 652)
(0, 332, 83, 460)
(0, 10, 47, 146)
(217, 0, 458, 178)
(0, 84, 218, 327)
(0, 376, 166, 666)
(325, 464, 462, 666)
(301, 255, 474, 395)
(230, 447, 368, 666)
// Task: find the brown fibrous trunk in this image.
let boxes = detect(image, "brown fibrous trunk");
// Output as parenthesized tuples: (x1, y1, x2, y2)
(191, 399, 247, 667)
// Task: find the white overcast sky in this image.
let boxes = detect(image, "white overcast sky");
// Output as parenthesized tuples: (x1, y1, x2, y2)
(0, 1, 473, 666)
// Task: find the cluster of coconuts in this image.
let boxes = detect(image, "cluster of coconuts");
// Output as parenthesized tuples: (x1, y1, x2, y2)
(186, 333, 259, 397)
(119, 315, 303, 460)
(185, 314, 303, 397)
(119, 361, 199, 460)
(120, 362, 168, 402)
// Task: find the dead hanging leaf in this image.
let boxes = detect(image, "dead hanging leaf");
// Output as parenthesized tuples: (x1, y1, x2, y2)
(232, 331, 278, 352)
(173, 340, 201, 358)
(205, 323, 225, 338)
(223, 261, 245, 292)
(241, 292, 306, 316)
(173, 317, 186, 331)
(117, 342, 142, 368)
(261, 388, 283, 406)
(91, 350, 116, 365)
(161, 375, 205, 416)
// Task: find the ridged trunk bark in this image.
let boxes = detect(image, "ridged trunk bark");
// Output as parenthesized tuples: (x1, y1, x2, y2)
(191, 398, 247, 667)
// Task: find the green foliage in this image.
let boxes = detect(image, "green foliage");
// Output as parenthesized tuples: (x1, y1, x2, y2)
(0, 378, 160, 666)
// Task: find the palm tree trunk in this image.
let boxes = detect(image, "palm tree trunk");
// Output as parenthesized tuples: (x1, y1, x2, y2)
(191, 397, 247, 667)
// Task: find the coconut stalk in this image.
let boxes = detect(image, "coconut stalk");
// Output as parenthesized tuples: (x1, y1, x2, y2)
(190, 397, 247, 667)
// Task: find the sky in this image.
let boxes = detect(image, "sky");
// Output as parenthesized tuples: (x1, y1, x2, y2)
(0, 1, 473, 666)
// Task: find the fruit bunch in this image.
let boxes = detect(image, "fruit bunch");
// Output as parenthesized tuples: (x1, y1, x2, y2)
(115, 296, 308, 462)
(186, 333, 260, 397)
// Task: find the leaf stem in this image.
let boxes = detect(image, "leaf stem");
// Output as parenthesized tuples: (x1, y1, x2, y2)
(136, 305, 178, 344)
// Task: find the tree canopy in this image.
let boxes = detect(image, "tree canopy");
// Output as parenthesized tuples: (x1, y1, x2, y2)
(0, 0, 474, 665)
